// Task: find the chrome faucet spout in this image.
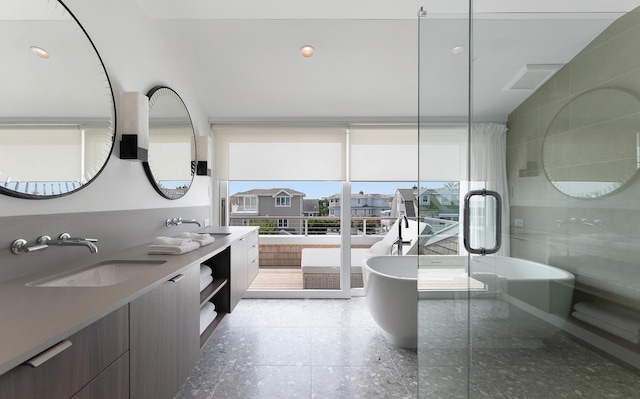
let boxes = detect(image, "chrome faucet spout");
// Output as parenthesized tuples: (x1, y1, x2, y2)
(48, 239, 99, 253)
(394, 216, 411, 255)
(38, 234, 99, 253)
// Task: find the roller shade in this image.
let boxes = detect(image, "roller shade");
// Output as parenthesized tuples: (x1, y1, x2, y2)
(349, 126, 418, 181)
(419, 126, 467, 181)
(215, 125, 346, 181)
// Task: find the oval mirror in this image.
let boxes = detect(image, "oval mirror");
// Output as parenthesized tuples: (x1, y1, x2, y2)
(0, 0, 115, 199)
(542, 87, 640, 199)
(143, 87, 196, 199)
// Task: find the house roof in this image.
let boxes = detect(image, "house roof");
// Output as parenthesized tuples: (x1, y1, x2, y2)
(396, 188, 417, 200)
(231, 188, 306, 197)
(303, 199, 319, 213)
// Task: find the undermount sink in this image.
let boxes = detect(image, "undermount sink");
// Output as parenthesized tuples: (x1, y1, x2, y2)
(26, 260, 166, 287)
(203, 232, 231, 238)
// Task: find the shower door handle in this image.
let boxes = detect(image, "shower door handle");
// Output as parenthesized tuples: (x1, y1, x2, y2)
(463, 189, 502, 255)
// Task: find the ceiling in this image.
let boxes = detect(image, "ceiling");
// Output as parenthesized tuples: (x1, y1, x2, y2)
(128, 0, 640, 123)
(7, 1, 640, 124)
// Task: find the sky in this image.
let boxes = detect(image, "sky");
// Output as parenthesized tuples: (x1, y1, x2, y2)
(228, 181, 449, 199)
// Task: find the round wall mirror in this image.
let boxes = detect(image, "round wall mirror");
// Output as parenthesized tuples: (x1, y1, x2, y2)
(143, 86, 196, 200)
(0, 0, 115, 199)
(542, 87, 640, 199)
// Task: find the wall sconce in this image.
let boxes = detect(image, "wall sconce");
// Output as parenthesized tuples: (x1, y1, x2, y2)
(119, 91, 149, 161)
(196, 135, 211, 176)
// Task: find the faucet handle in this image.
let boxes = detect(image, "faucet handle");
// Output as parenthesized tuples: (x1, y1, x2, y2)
(11, 238, 48, 254)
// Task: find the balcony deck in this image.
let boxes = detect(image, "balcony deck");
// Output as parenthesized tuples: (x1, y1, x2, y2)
(249, 266, 303, 290)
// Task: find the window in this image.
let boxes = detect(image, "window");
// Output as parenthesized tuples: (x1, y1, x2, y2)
(234, 195, 257, 212)
(275, 196, 291, 207)
(277, 219, 288, 228)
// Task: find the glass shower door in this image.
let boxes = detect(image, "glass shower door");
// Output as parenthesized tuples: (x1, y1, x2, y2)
(417, 2, 473, 398)
(419, 1, 640, 398)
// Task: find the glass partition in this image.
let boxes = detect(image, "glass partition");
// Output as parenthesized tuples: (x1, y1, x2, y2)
(417, 2, 471, 397)
(419, 2, 640, 397)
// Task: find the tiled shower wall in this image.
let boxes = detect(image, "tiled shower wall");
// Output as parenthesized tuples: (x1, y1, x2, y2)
(506, 9, 640, 309)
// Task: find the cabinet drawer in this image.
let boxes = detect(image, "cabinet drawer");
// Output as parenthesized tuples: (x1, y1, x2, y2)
(70, 352, 129, 399)
(248, 245, 259, 263)
(0, 306, 129, 399)
(247, 230, 259, 247)
(248, 257, 259, 284)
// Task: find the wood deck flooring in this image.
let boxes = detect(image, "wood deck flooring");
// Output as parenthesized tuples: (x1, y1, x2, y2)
(248, 266, 486, 291)
(249, 266, 304, 290)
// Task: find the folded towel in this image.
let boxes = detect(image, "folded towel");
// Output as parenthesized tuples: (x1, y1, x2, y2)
(572, 311, 640, 344)
(200, 301, 216, 316)
(179, 232, 215, 246)
(200, 274, 214, 292)
(148, 240, 200, 255)
(152, 236, 196, 246)
(200, 265, 213, 278)
(199, 310, 218, 335)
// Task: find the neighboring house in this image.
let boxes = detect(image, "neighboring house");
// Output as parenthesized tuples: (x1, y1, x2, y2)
(229, 188, 305, 234)
(302, 199, 320, 217)
(327, 191, 393, 218)
(391, 185, 460, 232)
(418, 186, 460, 228)
(390, 187, 419, 219)
(327, 191, 393, 234)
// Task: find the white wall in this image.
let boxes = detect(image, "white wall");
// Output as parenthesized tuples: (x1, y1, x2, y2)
(0, 0, 212, 217)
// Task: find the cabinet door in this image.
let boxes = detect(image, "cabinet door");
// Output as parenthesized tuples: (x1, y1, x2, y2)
(0, 306, 128, 399)
(230, 236, 248, 312)
(130, 265, 199, 399)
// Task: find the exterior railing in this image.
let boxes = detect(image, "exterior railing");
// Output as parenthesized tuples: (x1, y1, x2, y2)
(229, 215, 458, 237)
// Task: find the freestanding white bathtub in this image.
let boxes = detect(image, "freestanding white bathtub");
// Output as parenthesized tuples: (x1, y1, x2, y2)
(469, 255, 575, 316)
(363, 255, 418, 348)
(362, 255, 576, 348)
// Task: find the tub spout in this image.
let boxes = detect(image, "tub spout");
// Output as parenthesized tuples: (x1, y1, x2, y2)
(394, 216, 411, 255)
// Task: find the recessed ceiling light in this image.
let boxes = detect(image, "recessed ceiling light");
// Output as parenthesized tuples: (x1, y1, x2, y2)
(30, 46, 49, 59)
(451, 45, 465, 55)
(300, 45, 315, 58)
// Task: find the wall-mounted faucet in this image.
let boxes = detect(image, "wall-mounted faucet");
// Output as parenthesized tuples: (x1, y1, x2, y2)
(166, 217, 201, 227)
(394, 216, 412, 256)
(10, 233, 98, 254)
(38, 233, 98, 253)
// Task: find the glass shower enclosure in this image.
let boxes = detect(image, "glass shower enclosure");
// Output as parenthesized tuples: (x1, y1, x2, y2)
(418, 1, 640, 397)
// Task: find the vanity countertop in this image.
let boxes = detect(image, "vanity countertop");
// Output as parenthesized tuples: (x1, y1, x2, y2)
(0, 226, 256, 376)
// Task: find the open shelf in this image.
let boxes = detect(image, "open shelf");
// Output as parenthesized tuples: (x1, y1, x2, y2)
(199, 312, 225, 348)
(200, 278, 228, 304)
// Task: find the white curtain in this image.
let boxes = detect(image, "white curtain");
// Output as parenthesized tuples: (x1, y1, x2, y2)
(469, 123, 510, 256)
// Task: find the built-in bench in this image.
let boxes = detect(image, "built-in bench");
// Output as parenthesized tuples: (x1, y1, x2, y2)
(549, 254, 640, 345)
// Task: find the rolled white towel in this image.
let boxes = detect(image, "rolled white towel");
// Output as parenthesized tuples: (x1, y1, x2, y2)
(179, 232, 215, 246)
(200, 301, 216, 316)
(148, 240, 200, 255)
(200, 265, 213, 278)
(200, 274, 214, 292)
(199, 311, 218, 335)
(153, 236, 195, 246)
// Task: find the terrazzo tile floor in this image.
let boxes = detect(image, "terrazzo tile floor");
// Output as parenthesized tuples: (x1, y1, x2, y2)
(175, 297, 418, 399)
(176, 297, 640, 399)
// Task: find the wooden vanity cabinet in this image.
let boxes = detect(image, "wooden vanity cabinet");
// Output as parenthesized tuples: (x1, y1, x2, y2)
(0, 306, 129, 399)
(129, 264, 200, 399)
